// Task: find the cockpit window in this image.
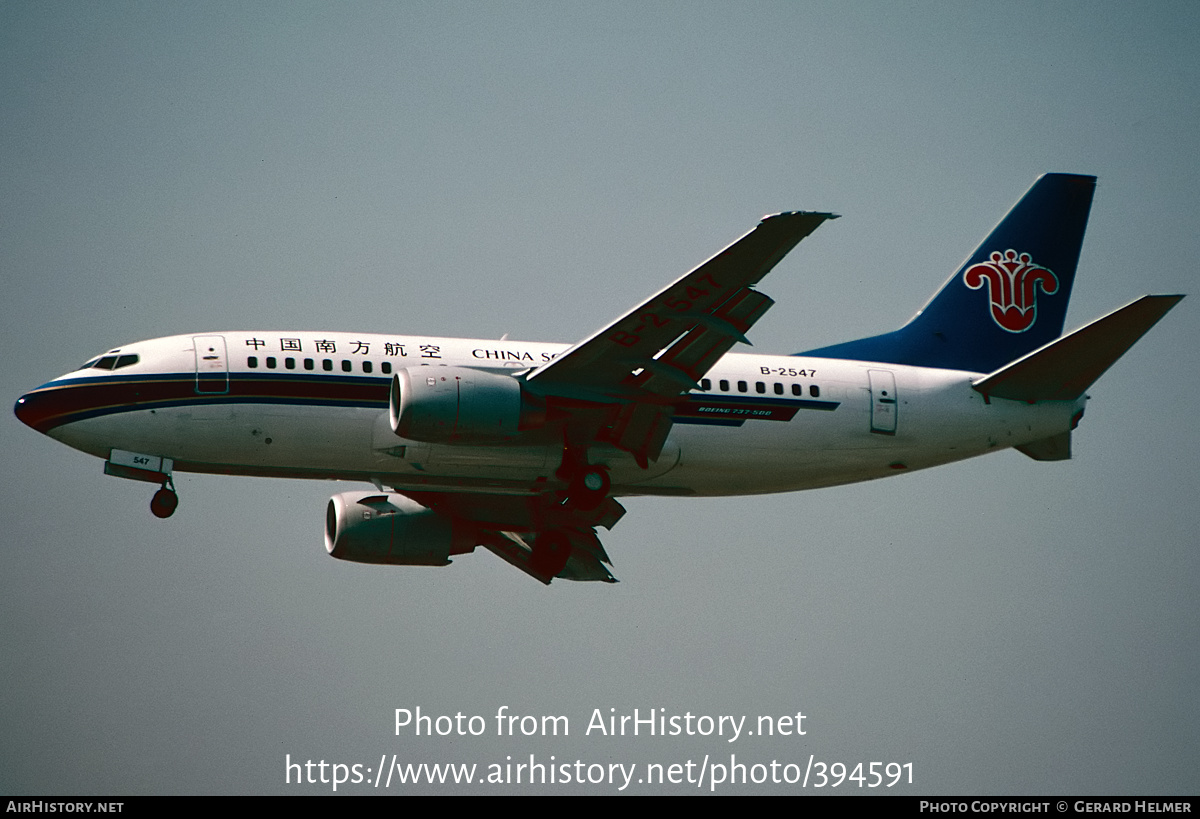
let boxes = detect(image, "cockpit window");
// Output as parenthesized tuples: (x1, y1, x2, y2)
(89, 354, 139, 370)
(79, 358, 101, 370)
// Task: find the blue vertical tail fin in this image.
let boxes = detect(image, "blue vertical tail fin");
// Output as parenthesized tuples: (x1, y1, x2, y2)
(799, 173, 1096, 373)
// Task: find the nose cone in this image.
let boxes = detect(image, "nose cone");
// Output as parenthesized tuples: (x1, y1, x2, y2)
(14, 388, 56, 434)
(15, 392, 34, 427)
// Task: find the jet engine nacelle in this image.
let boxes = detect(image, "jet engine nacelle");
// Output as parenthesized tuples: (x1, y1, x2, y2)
(325, 491, 471, 566)
(389, 366, 545, 443)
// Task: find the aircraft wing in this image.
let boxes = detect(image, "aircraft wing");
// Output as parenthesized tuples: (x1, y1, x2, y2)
(525, 211, 836, 464)
(402, 488, 625, 584)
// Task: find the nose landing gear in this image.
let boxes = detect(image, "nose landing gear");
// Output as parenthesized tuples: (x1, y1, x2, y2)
(150, 478, 179, 519)
(102, 450, 179, 518)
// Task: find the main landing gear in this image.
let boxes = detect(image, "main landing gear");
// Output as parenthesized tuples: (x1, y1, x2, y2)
(556, 431, 614, 511)
(150, 478, 179, 519)
(530, 462, 610, 580)
(558, 446, 611, 511)
(569, 466, 611, 508)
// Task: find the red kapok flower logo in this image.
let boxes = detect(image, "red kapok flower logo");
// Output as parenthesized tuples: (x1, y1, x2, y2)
(963, 249, 1058, 333)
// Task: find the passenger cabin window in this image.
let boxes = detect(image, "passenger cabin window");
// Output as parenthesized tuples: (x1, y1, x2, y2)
(755, 381, 766, 394)
(774, 382, 783, 395)
(322, 359, 333, 371)
(792, 384, 802, 396)
(341, 360, 352, 372)
(810, 385, 820, 397)
(266, 357, 276, 369)
(363, 361, 373, 374)
(719, 379, 729, 392)
(737, 381, 748, 393)
(382, 362, 392, 374)
(700, 378, 711, 391)
(304, 359, 314, 370)
(247, 356, 258, 368)
(285, 358, 295, 370)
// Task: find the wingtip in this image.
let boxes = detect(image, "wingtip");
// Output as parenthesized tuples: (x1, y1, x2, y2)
(760, 210, 840, 223)
(1139, 293, 1186, 307)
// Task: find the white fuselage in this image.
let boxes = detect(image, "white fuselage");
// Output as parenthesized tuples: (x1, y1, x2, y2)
(26, 331, 1082, 499)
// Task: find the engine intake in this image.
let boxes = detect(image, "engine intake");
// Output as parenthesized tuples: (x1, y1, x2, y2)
(389, 366, 545, 443)
(325, 491, 472, 566)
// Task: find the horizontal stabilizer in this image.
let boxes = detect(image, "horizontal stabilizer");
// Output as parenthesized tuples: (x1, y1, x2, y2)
(973, 295, 1183, 402)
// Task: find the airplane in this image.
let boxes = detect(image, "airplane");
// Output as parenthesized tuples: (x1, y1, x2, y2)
(14, 173, 1183, 585)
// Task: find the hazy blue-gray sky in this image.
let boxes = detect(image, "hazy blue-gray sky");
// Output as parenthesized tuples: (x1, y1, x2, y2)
(3, 1, 1197, 794)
